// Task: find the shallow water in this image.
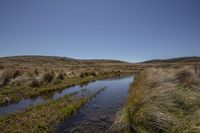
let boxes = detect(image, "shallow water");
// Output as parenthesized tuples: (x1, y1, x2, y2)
(0, 85, 85, 116)
(0, 75, 133, 116)
(55, 76, 134, 133)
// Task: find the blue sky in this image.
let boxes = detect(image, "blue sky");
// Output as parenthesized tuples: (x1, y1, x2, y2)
(0, 0, 200, 62)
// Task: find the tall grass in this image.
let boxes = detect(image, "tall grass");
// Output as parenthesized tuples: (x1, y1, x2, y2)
(42, 70, 55, 83)
(114, 66, 200, 133)
(56, 72, 65, 80)
(0, 69, 22, 85)
(29, 78, 42, 87)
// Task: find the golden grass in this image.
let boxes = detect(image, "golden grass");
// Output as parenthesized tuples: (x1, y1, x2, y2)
(114, 66, 200, 133)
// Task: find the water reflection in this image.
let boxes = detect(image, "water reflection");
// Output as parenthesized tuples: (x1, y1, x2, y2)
(55, 76, 134, 133)
(0, 75, 133, 116)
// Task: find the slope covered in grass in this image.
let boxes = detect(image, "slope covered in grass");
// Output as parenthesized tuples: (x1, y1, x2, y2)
(114, 65, 200, 133)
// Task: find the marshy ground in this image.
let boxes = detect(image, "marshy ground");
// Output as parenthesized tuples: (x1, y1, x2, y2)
(0, 56, 136, 133)
(0, 56, 200, 133)
(0, 56, 137, 105)
(0, 88, 106, 132)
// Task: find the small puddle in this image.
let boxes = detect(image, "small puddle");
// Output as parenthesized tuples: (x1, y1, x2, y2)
(55, 76, 134, 133)
(0, 75, 133, 116)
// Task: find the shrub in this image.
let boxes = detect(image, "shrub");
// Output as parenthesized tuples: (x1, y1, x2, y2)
(0, 65, 4, 69)
(57, 72, 65, 80)
(34, 68, 39, 75)
(79, 72, 85, 78)
(1, 69, 13, 85)
(176, 70, 194, 85)
(13, 69, 21, 78)
(71, 71, 75, 75)
(27, 70, 34, 77)
(0, 69, 22, 85)
(84, 72, 89, 76)
(91, 72, 97, 76)
(42, 71, 55, 83)
(30, 78, 41, 87)
(79, 72, 96, 78)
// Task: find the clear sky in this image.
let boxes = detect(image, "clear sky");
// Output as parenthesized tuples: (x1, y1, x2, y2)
(0, 0, 200, 62)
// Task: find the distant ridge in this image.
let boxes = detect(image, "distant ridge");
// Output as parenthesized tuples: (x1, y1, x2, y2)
(0, 55, 130, 66)
(1, 55, 199, 64)
(143, 56, 200, 63)
(0, 55, 75, 60)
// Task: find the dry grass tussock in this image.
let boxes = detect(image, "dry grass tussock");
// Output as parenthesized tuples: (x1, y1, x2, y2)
(0, 68, 67, 87)
(113, 65, 200, 133)
(0, 69, 22, 85)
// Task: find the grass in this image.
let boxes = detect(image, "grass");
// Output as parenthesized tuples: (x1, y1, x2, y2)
(42, 70, 55, 83)
(29, 78, 42, 87)
(0, 87, 106, 133)
(0, 69, 22, 85)
(0, 55, 138, 106)
(113, 66, 200, 133)
(0, 71, 119, 106)
(56, 71, 65, 80)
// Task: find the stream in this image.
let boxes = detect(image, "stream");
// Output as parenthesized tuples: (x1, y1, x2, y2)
(0, 75, 133, 117)
(55, 75, 134, 133)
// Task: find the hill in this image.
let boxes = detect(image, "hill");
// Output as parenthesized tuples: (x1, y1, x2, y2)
(0, 55, 130, 68)
(143, 56, 200, 63)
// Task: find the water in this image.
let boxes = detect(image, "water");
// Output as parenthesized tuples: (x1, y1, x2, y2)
(0, 75, 133, 116)
(0, 85, 85, 116)
(55, 76, 134, 133)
